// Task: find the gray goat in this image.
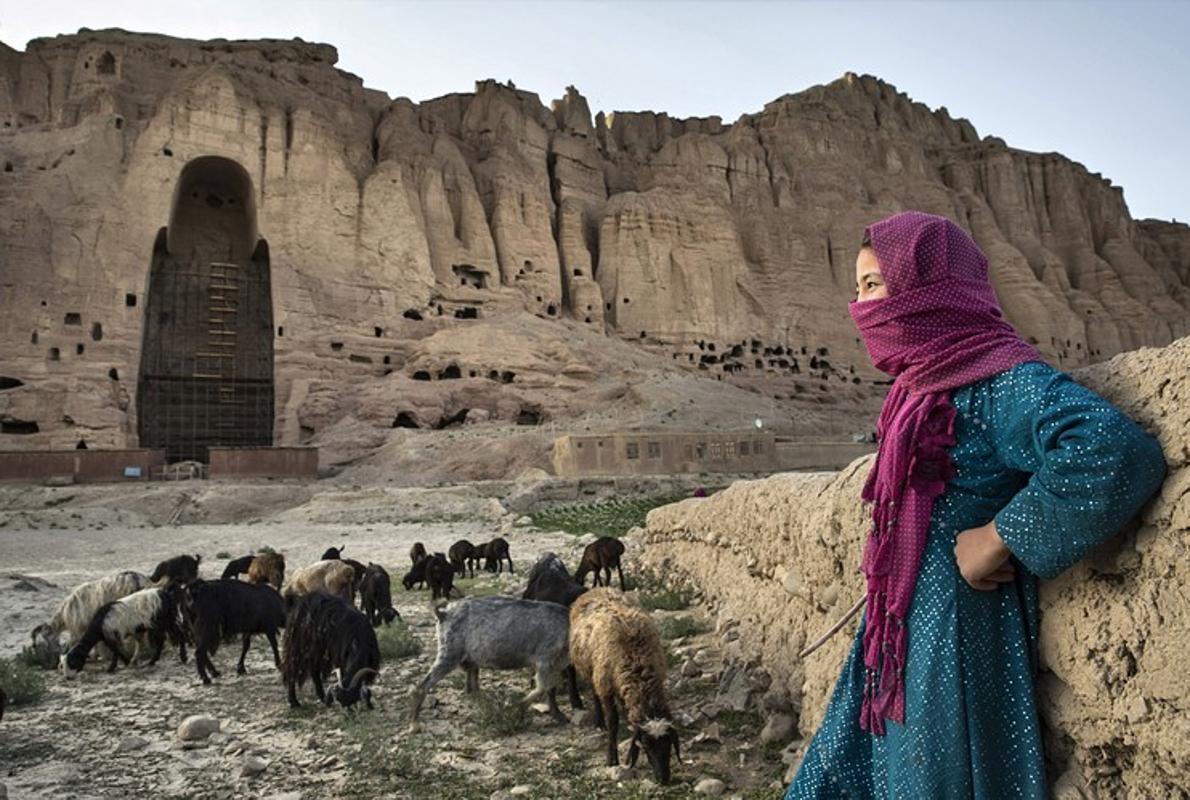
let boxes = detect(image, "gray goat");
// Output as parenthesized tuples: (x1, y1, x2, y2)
(408, 596, 572, 730)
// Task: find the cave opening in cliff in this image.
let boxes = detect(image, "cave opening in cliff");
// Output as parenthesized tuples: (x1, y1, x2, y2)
(137, 156, 274, 463)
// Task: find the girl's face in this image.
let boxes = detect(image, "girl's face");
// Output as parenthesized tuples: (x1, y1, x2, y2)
(854, 247, 888, 301)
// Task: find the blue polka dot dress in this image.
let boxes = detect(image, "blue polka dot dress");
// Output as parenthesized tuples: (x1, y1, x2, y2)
(785, 360, 1167, 799)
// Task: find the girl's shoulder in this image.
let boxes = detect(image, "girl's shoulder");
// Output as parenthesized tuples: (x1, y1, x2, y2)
(954, 359, 1059, 403)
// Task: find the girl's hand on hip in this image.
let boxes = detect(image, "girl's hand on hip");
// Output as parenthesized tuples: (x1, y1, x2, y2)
(954, 520, 1015, 590)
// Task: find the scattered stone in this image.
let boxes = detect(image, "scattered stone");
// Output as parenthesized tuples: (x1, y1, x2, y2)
(240, 755, 268, 778)
(607, 765, 637, 781)
(269, 793, 302, 800)
(681, 658, 702, 678)
(508, 786, 532, 796)
(116, 735, 149, 753)
(177, 714, 220, 741)
(692, 722, 722, 746)
(760, 713, 797, 745)
(695, 777, 726, 796)
(515, 515, 533, 526)
(570, 709, 592, 727)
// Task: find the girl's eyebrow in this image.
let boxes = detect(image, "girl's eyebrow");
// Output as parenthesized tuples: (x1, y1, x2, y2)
(857, 272, 882, 283)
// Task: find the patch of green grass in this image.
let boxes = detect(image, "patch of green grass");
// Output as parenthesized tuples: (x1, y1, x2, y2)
(0, 656, 48, 706)
(376, 620, 422, 661)
(528, 493, 689, 538)
(471, 688, 531, 737)
(639, 587, 692, 612)
(15, 640, 59, 671)
(658, 616, 707, 640)
(453, 577, 506, 599)
(214, 550, 231, 559)
(257, 545, 277, 555)
(718, 708, 763, 738)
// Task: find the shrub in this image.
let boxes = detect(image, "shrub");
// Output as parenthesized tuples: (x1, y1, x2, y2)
(472, 689, 530, 737)
(377, 621, 421, 660)
(0, 656, 48, 706)
(658, 616, 707, 640)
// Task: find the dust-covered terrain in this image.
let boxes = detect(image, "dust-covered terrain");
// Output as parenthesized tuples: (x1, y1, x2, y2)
(0, 480, 795, 799)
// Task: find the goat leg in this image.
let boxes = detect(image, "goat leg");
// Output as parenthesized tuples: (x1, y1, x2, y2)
(591, 692, 606, 730)
(287, 678, 301, 708)
(605, 699, 621, 766)
(147, 630, 165, 666)
(312, 671, 326, 704)
(237, 633, 252, 675)
(546, 688, 568, 725)
(266, 631, 281, 668)
(566, 666, 584, 710)
(617, 564, 626, 591)
(465, 664, 480, 693)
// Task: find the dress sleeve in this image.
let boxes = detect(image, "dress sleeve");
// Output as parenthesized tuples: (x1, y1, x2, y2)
(985, 361, 1167, 579)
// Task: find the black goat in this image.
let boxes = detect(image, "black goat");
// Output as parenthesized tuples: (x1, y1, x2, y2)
(343, 558, 367, 604)
(359, 564, 400, 626)
(448, 540, 478, 578)
(575, 537, 627, 589)
(281, 592, 380, 708)
(410, 542, 427, 564)
(150, 554, 201, 585)
(523, 553, 587, 607)
(475, 537, 514, 574)
(320, 546, 343, 560)
(402, 558, 429, 591)
(181, 579, 286, 685)
(426, 553, 456, 600)
(221, 555, 256, 580)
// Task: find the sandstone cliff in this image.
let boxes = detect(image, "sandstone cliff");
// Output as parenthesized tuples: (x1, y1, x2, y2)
(635, 335, 1189, 798)
(0, 29, 1186, 459)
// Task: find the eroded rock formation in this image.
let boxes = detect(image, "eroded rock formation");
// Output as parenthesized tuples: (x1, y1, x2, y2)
(0, 29, 1186, 455)
(635, 335, 1189, 797)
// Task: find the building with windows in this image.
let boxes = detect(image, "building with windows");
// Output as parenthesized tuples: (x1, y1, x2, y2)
(550, 431, 778, 476)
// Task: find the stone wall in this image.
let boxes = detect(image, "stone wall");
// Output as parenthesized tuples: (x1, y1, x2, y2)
(635, 336, 1189, 798)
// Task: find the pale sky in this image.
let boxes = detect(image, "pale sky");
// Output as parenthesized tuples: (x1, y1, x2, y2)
(3, 0, 1187, 222)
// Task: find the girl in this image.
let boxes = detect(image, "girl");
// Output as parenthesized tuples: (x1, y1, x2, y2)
(785, 211, 1166, 799)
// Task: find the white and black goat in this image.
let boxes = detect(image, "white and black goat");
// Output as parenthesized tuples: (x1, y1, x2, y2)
(62, 586, 187, 673)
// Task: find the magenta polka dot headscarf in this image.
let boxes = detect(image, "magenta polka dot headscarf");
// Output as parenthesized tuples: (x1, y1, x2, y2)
(848, 210, 1040, 735)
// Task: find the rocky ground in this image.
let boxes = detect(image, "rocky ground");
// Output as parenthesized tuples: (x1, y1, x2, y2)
(0, 481, 800, 799)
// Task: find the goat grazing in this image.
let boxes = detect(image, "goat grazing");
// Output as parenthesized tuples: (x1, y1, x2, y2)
(32, 571, 151, 652)
(62, 586, 187, 673)
(425, 553, 456, 600)
(448, 539, 478, 578)
(180, 579, 286, 685)
(282, 592, 380, 708)
(221, 555, 256, 581)
(359, 564, 400, 626)
(409, 596, 574, 728)
(569, 588, 680, 784)
(283, 560, 355, 603)
(574, 537, 627, 589)
(149, 554, 201, 586)
(475, 537, 514, 574)
(246, 552, 286, 589)
(402, 557, 429, 591)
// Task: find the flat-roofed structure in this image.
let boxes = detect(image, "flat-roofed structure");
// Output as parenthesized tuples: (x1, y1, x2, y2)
(551, 432, 778, 477)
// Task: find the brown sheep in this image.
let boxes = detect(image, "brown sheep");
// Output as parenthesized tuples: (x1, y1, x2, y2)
(569, 588, 679, 785)
(574, 537, 627, 589)
(282, 560, 354, 604)
(246, 552, 286, 590)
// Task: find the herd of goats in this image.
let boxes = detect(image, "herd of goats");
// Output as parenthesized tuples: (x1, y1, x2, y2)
(11, 531, 685, 785)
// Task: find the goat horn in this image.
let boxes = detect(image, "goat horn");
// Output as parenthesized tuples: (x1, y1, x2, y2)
(347, 667, 379, 691)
